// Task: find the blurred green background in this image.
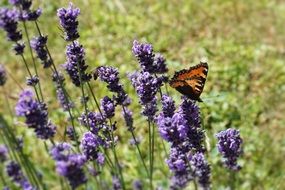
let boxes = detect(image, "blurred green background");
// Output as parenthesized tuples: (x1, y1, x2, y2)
(1, 0, 285, 189)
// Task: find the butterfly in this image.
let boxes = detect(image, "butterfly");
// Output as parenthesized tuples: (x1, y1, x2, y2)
(169, 61, 208, 102)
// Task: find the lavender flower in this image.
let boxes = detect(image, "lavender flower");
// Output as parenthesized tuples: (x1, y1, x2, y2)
(66, 126, 78, 141)
(57, 3, 80, 41)
(13, 42, 25, 55)
(6, 161, 34, 189)
(112, 176, 122, 190)
(56, 154, 87, 189)
(26, 75, 39, 86)
(80, 132, 101, 161)
(15, 89, 56, 139)
(141, 97, 158, 121)
(79, 111, 105, 134)
(9, 0, 32, 11)
(190, 153, 211, 189)
(153, 54, 168, 74)
(22, 8, 42, 21)
(63, 41, 91, 87)
(97, 66, 128, 105)
(51, 143, 87, 189)
(15, 89, 47, 128)
(0, 64, 7, 86)
(161, 94, 175, 118)
(132, 179, 143, 190)
(129, 71, 161, 105)
(52, 72, 74, 111)
(34, 121, 56, 140)
(0, 145, 8, 162)
(216, 128, 243, 170)
(132, 40, 155, 73)
(100, 96, 115, 119)
(50, 143, 71, 161)
(31, 35, 51, 68)
(156, 114, 179, 143)
(122, 108, 133, 131)
(0, 8, 22, 42)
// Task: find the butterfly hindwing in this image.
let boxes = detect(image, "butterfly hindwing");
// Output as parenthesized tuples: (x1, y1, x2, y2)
(169, 61, 208, 101)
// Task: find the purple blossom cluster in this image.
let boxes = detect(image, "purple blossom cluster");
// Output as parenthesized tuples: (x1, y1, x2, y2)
(216, 128, 243, 170)
(52, 72, 74, 111)
(0, 8, 21, 42)
(6, 161, 35, 189)
(97, 66, 129, 105)
(0, 64, 7, 86)
(0, 145, 8, 162)
(30, 35, 51, 68)
(156, 95, 210, 189)
(80, 131, 104, 165)
(50, 143, 87, 189)
(132, 40, 168, 74)
(129, 71, 162, 119)
(15, 89, 56, 139)
(26, 75, 39, 86)
(57, 3, 80, 41)
(79, 111, 113, 148)
(63, 41, 91, 87)
(100, 96, 115, 119)
(9, 0, 42, 21)
(190, 153, 211, 189)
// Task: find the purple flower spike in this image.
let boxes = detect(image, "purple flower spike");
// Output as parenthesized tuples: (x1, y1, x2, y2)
(190, 153, 211, 189)
(50, 143, 71, 161)
(0, 8, 22, 42)
(63, 41, 91, 87)
(6, 161, 34, 189)
(132, 179, 143, 190)
(56, 154, 87, 189)
(141, 97, 158, 121)
(132, 40, 155, 73)
(0, 64, 7, 86)
(80, 132, 101, 161)
(122, 108, 133, 131)
(52, 72, 74, 111)
(26, 75, 39, 86)
(97, 66, 129, 105)
(112, 176, 122, 190)
(153, 53, 168, 74)
(22, 8, 42, 21)
(57, 3, 80, 41)
(100, 96, 115, 119)
(129, 71, 162, 105)
(31, 35, 51, 68)
(161, 94, 175, 117)
(216, 128, 243, 170)
(15, 89, 56, 139)
(13, 42, 25, 55)
(0, 145, 8, 162)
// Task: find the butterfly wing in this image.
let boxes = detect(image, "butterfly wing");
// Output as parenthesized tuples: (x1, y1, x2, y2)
(169, 61, 208, 101)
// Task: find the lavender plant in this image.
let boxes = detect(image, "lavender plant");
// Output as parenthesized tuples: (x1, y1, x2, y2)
(0, 2, 245, 190)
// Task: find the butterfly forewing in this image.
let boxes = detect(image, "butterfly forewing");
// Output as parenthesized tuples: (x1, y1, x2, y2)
(169, 61, 208, 101)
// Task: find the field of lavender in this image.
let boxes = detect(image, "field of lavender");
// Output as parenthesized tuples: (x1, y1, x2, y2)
(1, 0, 285, 190)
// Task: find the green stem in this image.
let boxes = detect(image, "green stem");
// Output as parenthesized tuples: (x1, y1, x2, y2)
(22, 21, 44, 102)
(147, 119, 153, 190)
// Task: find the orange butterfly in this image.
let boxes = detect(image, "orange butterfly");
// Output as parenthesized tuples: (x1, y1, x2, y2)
(169, 61, 208, 102)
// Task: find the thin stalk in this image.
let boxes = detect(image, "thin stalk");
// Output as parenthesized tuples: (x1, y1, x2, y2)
(87, 82, 104, 117)
(22, 21, 44, 102)
(122, 106, 150, 178)
(108, 119, 126, 190)
(20, 54, 40, 101)
(147, 119, 153, 190)
(151, 122, 155, 183)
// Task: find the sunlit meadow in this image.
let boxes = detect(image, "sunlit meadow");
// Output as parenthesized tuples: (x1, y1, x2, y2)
(0, 0, 285, 190)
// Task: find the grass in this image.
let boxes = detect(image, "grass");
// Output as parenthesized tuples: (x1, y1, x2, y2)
(1, 0, 285, 189)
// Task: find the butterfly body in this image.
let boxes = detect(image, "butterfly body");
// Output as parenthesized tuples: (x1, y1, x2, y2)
(169, 61, 208, 102)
